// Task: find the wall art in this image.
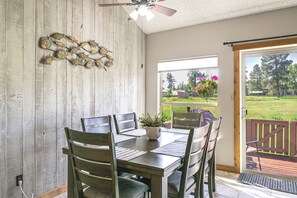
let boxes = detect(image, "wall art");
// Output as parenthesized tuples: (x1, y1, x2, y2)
(39, 32, 114, 70)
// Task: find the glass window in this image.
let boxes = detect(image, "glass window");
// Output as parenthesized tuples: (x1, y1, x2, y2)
(158, 56, 219, 123)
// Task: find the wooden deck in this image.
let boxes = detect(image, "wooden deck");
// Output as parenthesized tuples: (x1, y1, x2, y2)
(246, 150, 297, 177)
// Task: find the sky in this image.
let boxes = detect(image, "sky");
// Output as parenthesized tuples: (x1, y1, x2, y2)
(161, 68, 218, 90)
(160, 52, 297, 90)
(245, 52, 297, 78)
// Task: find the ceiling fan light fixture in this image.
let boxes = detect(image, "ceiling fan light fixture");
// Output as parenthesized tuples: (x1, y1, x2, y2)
(129, 10, 139, 21)
(137, 5, 149, 16)
(146, 10, 155, 21)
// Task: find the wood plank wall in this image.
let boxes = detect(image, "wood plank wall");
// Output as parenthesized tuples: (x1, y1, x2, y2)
(0, 0, 146, 197)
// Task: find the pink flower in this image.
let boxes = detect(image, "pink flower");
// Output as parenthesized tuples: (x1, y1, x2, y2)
(198, 77, 206, 81)
(211, 75, 218, 81)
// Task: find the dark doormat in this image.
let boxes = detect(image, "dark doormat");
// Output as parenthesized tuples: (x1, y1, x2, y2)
(238, 173, 297, 195)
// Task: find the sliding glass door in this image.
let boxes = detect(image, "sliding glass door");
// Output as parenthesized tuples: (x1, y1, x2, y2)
(241, 45, 297, 178)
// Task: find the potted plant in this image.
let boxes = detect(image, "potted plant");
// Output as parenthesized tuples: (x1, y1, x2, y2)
(194, 75, 218, 100)
(139, 113, 165, 140)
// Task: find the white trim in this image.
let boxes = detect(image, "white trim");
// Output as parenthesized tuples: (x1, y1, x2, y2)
(161, 102, 218, 107)
(158, 55, 218, 72)
(242, 43, 297, 58)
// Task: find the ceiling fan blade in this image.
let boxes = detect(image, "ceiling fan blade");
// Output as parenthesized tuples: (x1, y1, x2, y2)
(152, 4, 177, 16)
(99, 3, 134, 7)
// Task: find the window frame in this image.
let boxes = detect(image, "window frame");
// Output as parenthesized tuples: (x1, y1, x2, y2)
(157, 55, 219, 116)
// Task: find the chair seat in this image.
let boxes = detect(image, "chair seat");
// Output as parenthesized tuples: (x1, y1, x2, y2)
(84, 177, 149, 198)
(118, 171, 135, 178)
(168, 171, 195, 197)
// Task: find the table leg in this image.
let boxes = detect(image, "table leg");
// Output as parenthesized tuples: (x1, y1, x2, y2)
(151, 175, 168, 198)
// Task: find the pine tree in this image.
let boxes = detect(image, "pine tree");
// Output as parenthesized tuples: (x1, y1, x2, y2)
(249, 64, 262, 92)
(187, 71, 205, 96)
(261, 54, 293, 97)
(166, 73, 176, 92)
(288, 64, 297, 94)
(177, 81, 185, 90)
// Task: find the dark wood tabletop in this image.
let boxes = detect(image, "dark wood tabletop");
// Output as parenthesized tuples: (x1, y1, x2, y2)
(63, 131, 186, 198)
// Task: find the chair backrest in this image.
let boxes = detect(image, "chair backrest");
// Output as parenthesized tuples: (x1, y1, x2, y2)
(179, 123, 211, 197)
(200, 110, 216, 126)
(113, 112, 138, 134)
(206, 117, 222, 163)
(172, 112, 201, 129)
(190, 108, 216, 126)
(81, 115, 112, 133)
(65, 128, 119, 198)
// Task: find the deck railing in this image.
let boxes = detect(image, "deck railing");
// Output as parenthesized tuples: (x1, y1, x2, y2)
(246, 119, 297, 157)
(290, 121, 297, 157)
(161, 102, 218, 127)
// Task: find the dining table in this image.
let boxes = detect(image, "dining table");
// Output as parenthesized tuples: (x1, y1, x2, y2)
(63, 128, 190, 198)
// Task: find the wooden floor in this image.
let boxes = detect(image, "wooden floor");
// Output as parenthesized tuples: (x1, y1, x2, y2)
(246, 150, 297, 177)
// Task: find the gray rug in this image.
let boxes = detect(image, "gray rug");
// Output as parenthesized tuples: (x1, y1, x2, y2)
(238, 173, 297, 195)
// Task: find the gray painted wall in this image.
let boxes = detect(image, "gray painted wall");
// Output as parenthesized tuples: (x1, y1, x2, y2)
(146, 7, 297, 167)
(0, 0, 145, 197)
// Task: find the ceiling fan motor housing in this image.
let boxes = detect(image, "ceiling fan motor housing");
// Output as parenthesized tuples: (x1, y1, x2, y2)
(132, 0, 156, 5)
(99, 0, 176, 18)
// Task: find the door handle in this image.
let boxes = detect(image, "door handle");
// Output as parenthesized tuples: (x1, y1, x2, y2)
(242, 108, 248, 119)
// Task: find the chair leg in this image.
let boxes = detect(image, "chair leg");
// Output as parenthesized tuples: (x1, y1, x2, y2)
(211, 158, 216, 192)
(255, 143, 262, 171)
(144, 191, 150, 198)
(197, 171, 204, 198)
(208, 170, 214, 198)
(207, 159, 215, 195)
(199, 181, 204, 198)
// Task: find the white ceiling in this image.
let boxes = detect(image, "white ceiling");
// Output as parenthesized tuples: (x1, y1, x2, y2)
(117, 0, 297, 34)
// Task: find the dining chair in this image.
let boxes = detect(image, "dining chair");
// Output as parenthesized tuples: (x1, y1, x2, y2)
(113, 112, 138, 134)
(81, 115, 134, 178)
(246, 140, 262, 171)
(64, 127, 149, 198)
(190, 108, 216, 126)
(172, 112, 202, 129)
(167, 123, 210, 198)
(202, 117, 222, 198)
(81, 115, 112, 133)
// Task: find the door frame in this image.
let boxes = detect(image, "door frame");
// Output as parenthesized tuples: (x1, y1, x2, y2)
(232, 37, 297, 173)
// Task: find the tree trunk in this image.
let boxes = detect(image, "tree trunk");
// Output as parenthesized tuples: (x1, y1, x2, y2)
(275, 65, 281, 98)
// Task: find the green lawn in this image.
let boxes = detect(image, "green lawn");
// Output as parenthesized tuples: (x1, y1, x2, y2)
(162, 97, 218, 121)
(162, 96, 297, 121)
(246, 96, 297, 120)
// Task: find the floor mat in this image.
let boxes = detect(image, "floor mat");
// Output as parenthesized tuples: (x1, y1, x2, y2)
(238, 173, 297, 195)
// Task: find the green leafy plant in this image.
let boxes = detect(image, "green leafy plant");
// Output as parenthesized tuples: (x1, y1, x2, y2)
(139, 113, 166, 127)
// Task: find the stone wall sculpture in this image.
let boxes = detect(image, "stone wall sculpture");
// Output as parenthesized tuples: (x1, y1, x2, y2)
(39, 32, 114, 70)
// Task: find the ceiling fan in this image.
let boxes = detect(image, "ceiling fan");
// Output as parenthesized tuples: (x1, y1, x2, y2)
(99, 0, 177, 21)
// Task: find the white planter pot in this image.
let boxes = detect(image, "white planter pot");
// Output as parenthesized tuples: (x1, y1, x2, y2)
(146, 127, 161, 140)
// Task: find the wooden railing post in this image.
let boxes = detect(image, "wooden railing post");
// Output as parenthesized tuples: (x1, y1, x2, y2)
(170, 105, 173, 128)
(290, 121, 297, 158)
